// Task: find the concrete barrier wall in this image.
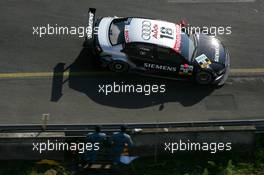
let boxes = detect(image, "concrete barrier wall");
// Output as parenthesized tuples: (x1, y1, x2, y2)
(131, 131, 255, 156)
(0, 130, 255, 160)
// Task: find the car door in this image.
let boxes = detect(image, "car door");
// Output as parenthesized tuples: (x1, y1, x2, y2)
(122, 42, 158, 72)
(155, 46, 194, 79)
(123, 42, 194, 79)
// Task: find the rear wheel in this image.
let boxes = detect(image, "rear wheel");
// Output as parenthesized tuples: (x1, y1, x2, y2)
(195, 71, 213, 85)
(108, 61, 129, 73)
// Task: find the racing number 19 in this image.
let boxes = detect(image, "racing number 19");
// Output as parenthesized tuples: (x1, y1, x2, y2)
(160, 27, 173, 40)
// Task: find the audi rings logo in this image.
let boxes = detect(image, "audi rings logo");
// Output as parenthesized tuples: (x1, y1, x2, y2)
(141, 20, 151, 40)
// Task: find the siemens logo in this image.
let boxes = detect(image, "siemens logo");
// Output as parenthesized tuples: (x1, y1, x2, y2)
(144, 63, 177, 72)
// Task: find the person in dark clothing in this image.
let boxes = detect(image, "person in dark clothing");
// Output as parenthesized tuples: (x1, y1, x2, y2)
(110, 125, 133, 163)
(85, 126, 106, 163)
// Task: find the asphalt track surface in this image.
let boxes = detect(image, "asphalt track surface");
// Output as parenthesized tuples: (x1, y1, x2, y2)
(0, 0, 264, 125)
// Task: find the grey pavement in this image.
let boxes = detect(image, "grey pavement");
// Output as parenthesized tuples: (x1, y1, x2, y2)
(0, 0, 263, 124)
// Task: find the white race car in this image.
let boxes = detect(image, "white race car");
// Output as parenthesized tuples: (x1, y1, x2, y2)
(84, 8, 230, 85)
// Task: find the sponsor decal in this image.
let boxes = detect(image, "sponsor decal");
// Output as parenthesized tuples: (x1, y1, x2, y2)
(195, 54, 212, 69)
(152, 24, 158, 39)
(124, 25, 129, 43)
(173, 25, 181, 53)
(179, 64, 193, 76)
(215, 44, 220, 62)
(144, 63, 177, 72)
(141, 20, 152, 40)
(141, 21, 175, 41)
(87, 11, 94, 39)
(211, 38, 220, 61)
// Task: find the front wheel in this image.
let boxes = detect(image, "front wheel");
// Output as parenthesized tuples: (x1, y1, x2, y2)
(108, 61, 129, 73)
(195, 71, 213, 85)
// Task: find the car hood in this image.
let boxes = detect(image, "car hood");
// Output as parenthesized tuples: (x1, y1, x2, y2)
(195, 34, 227, 65)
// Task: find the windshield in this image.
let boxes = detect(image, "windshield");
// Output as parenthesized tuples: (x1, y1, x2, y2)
(180, 33, 196, 62)
(109, 18, 126, 45)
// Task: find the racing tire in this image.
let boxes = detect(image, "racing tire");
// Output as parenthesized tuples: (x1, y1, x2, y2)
(108, 61, 129, 73)
(195, 71, 213, 85)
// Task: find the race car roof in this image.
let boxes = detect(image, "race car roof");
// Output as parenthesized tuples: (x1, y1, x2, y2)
(124, 18, 181, 52)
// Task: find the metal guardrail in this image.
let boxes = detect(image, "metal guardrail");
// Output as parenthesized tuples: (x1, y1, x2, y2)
(0, 119, 264, 133)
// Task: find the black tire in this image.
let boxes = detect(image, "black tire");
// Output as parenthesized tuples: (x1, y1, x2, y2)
(108, 61, 129, 73)
(195, 71, 213, 85)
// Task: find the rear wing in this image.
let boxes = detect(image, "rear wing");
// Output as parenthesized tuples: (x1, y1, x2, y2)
(86, 8, 96, 44)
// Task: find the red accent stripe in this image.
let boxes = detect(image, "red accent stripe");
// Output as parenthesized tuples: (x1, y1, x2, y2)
(173, 24, 181, 53)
